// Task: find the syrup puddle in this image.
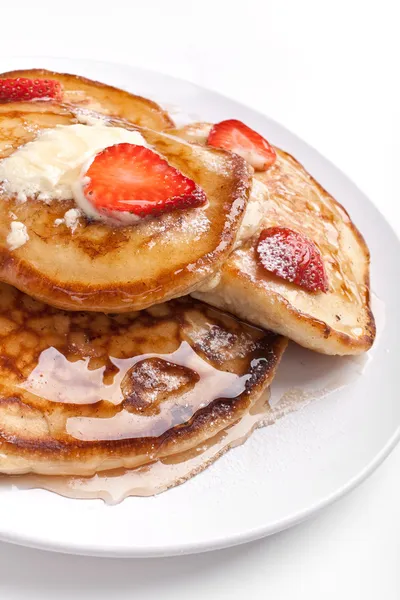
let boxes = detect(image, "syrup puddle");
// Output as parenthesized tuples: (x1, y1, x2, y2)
(3, 294, 385, 504)
(5, 391, 271, 503)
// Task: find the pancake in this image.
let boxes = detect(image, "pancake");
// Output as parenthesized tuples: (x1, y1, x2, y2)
(6, 390, 272, 502)
(0, 106, 251, 312)
(0, 69, 174, 130)
(0, 283, 287, 476)
(171, 123, 375, 355)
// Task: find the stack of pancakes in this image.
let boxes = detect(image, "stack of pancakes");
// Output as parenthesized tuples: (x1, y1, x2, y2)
(0, 70, 375, 499)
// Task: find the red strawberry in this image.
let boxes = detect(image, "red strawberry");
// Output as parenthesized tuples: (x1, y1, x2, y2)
(83, 143, 207, 218)
(207, 119, 276, 171)
(256, 227, 328, 292)
(0, 78, 63, 103)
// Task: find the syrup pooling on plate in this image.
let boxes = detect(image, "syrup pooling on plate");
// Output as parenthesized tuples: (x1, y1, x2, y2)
(4, 299, 382, 503)
(6, 390, 272, 503)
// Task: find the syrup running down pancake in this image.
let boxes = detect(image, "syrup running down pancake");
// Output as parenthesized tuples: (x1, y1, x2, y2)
(0, 283, 287, 476)
(5, 390, 273, 503)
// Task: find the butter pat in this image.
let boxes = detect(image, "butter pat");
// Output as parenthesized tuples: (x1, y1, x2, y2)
(7, 221, 29, 250)
(0, 124, 147, 203)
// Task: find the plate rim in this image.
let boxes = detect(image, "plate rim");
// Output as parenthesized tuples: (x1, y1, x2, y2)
(1, 426, 400, 558)
(0, 55, 399, 558)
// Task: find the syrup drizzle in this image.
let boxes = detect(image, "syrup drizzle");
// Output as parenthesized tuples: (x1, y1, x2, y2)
(21, 340, 250, 441)
(5, 317, 377, 504)
(64, 341, 250, 441)
(0, 292, 384, 504)
(8, 391, 272, 504)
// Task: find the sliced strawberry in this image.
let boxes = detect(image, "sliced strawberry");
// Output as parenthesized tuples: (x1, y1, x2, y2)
(83, 143, 207, 218)
(0, 78, 63, 103)
(207, 119, 276, 171)
(256, 227, 328, 292)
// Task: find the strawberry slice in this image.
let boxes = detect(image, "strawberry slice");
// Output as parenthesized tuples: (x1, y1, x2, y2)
(0, 78, 63, 103)
(256, 227, 328, 292)
(207, 119, 276, 171)
(83, 143, 207, 218)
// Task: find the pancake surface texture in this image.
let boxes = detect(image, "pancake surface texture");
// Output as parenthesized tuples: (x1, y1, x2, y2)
(0, 283, 287, 476)
(0, 106, 251, 312)
(172, 123, 375, 355)
(0, 69, 174, 130)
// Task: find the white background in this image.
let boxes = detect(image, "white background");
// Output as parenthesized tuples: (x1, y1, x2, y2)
(0, 0, 399, 597)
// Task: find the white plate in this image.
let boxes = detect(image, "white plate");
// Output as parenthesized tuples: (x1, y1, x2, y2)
(0, 57, 398, 558)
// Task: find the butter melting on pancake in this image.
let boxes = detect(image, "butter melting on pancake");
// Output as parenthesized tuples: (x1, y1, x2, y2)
(0, 104, 252, 313)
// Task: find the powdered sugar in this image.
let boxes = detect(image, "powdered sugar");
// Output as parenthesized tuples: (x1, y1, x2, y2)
(256, 227, 328, 292)
(54, 208, 83, 232)
(186, 323, 256, 362)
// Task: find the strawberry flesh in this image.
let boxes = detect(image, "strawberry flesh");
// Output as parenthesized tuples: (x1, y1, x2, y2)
(207, 119, 276, 171)
(0, 78, 63, 103)
(83, 143, 207, 218)
(256, 227, 328, 292)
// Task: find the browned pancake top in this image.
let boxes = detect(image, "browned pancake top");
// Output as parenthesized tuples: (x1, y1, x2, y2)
(0, 106, 251, 312)
(0, 69, 174, 130)
(172, 123, 375, 354)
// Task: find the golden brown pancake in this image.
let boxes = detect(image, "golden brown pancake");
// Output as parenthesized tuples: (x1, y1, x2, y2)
(0, 106, 251, 312)
(171, 123, 375, 355)
(8, 390, 272, 502)
(0, 69, 174, 130)
(0, 283, 287, 476)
